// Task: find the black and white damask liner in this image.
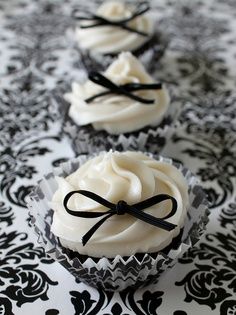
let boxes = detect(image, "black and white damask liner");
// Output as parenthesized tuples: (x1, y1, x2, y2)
(27, 152, 209, 292)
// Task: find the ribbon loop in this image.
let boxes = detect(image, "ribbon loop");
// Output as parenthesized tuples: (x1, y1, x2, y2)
(63, 190, 178, 246)
(85, 71, 162, 104)
(73, 2, 150, 37)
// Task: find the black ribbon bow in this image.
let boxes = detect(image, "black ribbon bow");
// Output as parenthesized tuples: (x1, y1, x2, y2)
(85, 71, 162, 104)
(73, 2, 150, 37)
(63, 190, 178, 246)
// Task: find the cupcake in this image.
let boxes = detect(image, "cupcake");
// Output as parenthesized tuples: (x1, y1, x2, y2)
(71, 1, 167, 71)
(63, 52, 176, 155)
(28, 151, 209, 291)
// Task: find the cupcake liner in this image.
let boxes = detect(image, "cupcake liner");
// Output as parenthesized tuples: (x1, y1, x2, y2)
(27, 152, 209, 291)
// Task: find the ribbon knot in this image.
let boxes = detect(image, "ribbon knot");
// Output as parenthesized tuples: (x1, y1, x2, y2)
(63, 190, 178, 246)
(115, 200, 127, 215)
(73, 2, 150, 37)
(85, 71, 163, 104)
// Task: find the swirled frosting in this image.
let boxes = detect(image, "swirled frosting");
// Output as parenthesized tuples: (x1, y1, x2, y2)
(65, 52, 170, 135)
(50, 151, 189, 257)
(75, 1, 154, 54)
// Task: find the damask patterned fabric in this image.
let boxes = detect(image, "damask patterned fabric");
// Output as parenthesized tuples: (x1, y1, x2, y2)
(0, 0, 235, 314)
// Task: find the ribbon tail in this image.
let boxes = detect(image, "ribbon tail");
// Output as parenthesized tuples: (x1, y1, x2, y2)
(82, 213, 114, 246)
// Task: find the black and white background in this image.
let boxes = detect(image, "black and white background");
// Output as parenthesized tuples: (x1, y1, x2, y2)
(0, 0, 235, 314)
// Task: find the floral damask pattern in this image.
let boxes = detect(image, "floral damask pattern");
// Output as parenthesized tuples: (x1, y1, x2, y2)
(0, 136, 61, 207)
(176, 230, 236, 310)
(0, 0, 235, 314)
(70, 289, 165, 315)
(0, 228, 57, 311)
(179, 91, 236, 131)
(158, 1, 229, 92)
(0, 201, 14, 226)
(0, 88, 61, 147)
(120, 289, 164, 315)
(172, 125, 236, 207)
(219, 199, 236, 228)
(2, 2, 73, 86)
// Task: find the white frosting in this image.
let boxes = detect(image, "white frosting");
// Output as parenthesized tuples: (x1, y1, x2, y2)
(65, 52, 170, 135)
(50, 151, 189, 258)
(75, 1, 154, 54)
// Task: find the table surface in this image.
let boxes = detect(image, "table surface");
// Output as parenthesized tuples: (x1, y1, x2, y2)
(0, 0, 236, 314)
